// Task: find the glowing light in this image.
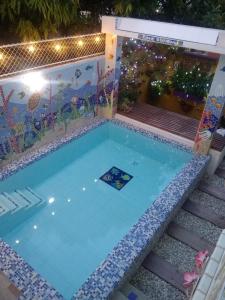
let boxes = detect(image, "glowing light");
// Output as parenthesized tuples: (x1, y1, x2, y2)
(54, 44, 61, 51)
(67, 198, 71, 203)
(82, 187, 86, 191)
(78, 40, 84, 47)
(48, 197, 55, 204)
(28, 45, 35, 53)
(33, 225, 38, 230)
(0, 53, 3, 60)
(94, 179, 98, 183)
(51, 211, 55, 216)
(21, 71, 47, 92)
(95, 36, 100, 43)
(15, 240, 20, 244)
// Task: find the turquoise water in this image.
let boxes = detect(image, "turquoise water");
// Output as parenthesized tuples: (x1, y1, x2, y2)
(0, 122, 192, 299)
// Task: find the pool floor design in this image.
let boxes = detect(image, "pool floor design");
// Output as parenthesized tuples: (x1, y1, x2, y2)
(99, 166, 133, 190)
(0, 121, 195, 299)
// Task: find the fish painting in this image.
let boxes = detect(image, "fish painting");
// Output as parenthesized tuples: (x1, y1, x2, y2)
(18, 91, 26, 99)
(86, 80, 92, 85)
(85, 65, 94, 71)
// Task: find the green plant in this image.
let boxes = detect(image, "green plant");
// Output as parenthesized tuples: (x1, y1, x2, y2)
(0, 0, 79, 41)
(171, 65, 212, 104)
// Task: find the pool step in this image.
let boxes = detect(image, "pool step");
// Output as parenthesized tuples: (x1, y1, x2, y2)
(120, 282, 148, 299)
(0, 194, 17, 213)
(198, 181, 225, 202)
(0, 188, 45, 218)
(142, 251, 186, 293)
(183, 199, 225, 228)
(215, 167, 225, 179)
(16, 188, 44, 206)
(167, 221, 215, 255)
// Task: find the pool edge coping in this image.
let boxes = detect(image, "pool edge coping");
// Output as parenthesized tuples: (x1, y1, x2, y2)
(0, 116, 210, 300)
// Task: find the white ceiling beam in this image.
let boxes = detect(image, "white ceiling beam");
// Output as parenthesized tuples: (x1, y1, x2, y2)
(102, 16, 225, 54)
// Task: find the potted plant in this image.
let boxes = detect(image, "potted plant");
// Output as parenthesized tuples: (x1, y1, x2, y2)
(171, 65, 212, 112)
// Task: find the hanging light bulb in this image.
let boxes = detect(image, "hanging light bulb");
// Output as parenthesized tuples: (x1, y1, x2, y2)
(28, 45, 35, 53)
(95, 36, 100, 43)
(78, 40, 84, 47)
(54, 44, 61, 51)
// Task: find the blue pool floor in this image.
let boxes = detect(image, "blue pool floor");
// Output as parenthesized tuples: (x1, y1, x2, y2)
(1, 123, 192, 299)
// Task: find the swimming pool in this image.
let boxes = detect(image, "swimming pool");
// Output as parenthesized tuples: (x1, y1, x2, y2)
(0, 119, 204, 299)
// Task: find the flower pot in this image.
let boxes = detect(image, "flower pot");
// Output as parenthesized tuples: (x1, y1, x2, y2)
(179, 100, 194, 113)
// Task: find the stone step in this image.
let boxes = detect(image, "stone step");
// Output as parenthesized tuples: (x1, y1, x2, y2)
(112, 291, 127, 300)
(199, 181, 225, 202)
(183, 200, 225, 228)
(142, 251, 186, 293)
(215, 167, 225, 179)
(121, 282, 148, 299)
(167, 221, 215, 255)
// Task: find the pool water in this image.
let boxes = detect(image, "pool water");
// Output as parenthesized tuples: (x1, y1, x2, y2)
(0, 122, 192, 299)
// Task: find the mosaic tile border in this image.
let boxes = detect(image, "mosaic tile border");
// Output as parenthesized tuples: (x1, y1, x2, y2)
(0, 116, 210, 300)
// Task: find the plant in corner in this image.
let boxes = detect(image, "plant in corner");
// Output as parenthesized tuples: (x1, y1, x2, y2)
(171, 65, 213, 113)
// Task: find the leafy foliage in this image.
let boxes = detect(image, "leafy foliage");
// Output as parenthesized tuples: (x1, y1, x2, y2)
(0, 0, 79, 41)
(171, 65, 213, 103)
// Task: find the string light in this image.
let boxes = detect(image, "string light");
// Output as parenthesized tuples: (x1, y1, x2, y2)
(95, 36, 101, 43)
(78, 40, 84, 47)
(0, 53, 3, 60)
(28, 45, 35, 53)
(54, 44, 61, 51)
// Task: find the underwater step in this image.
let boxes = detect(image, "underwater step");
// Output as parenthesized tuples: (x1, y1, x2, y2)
(142, 252, 185, 293)
(199, 181, 225, 202)
(16, 188, 45, 206)
(8, 191, 31, 210)
(0, 193, 17, 212)
(121, 282, 148, 300)
(2, 192, 26, 213)
(183, 200, 225, 228)
(167, 221, 215, 255)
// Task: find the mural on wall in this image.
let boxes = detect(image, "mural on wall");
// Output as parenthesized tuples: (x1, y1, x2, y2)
(0, 56, 111, 163)
(98, 34, 122, 118)
(194, 54, 225, 155)
(194, 96, 225, 154)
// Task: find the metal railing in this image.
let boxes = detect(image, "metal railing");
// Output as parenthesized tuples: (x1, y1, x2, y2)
(0, 33, 105, 78)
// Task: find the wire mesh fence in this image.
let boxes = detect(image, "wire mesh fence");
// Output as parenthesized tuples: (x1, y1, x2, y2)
(0, 33, 105, 78)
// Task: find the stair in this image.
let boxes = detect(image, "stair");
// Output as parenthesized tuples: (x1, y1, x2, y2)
(215, 167, 225, 179)
(0, 187, 45, 218)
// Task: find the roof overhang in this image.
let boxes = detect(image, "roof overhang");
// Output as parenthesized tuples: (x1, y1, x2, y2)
(102, 16, 225, 54)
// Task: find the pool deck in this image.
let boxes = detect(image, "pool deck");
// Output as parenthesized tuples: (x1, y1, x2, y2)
(119, 103, 225, 152)
(0, 117, 210, 300)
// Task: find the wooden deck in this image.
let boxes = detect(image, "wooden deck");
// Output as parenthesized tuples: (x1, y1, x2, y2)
(119, 103, 225, 152)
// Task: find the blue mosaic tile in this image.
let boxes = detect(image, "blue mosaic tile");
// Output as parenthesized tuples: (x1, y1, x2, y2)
(99, 166, 133, 190)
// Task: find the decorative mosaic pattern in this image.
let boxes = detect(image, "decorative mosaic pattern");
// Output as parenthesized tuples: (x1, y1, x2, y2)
(0, 117, 210, 300)
(99, 166, 133, 190)
(0, 117, 107, 181)
(0, 240, 64, 300)
(194, 95, 225, 154)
